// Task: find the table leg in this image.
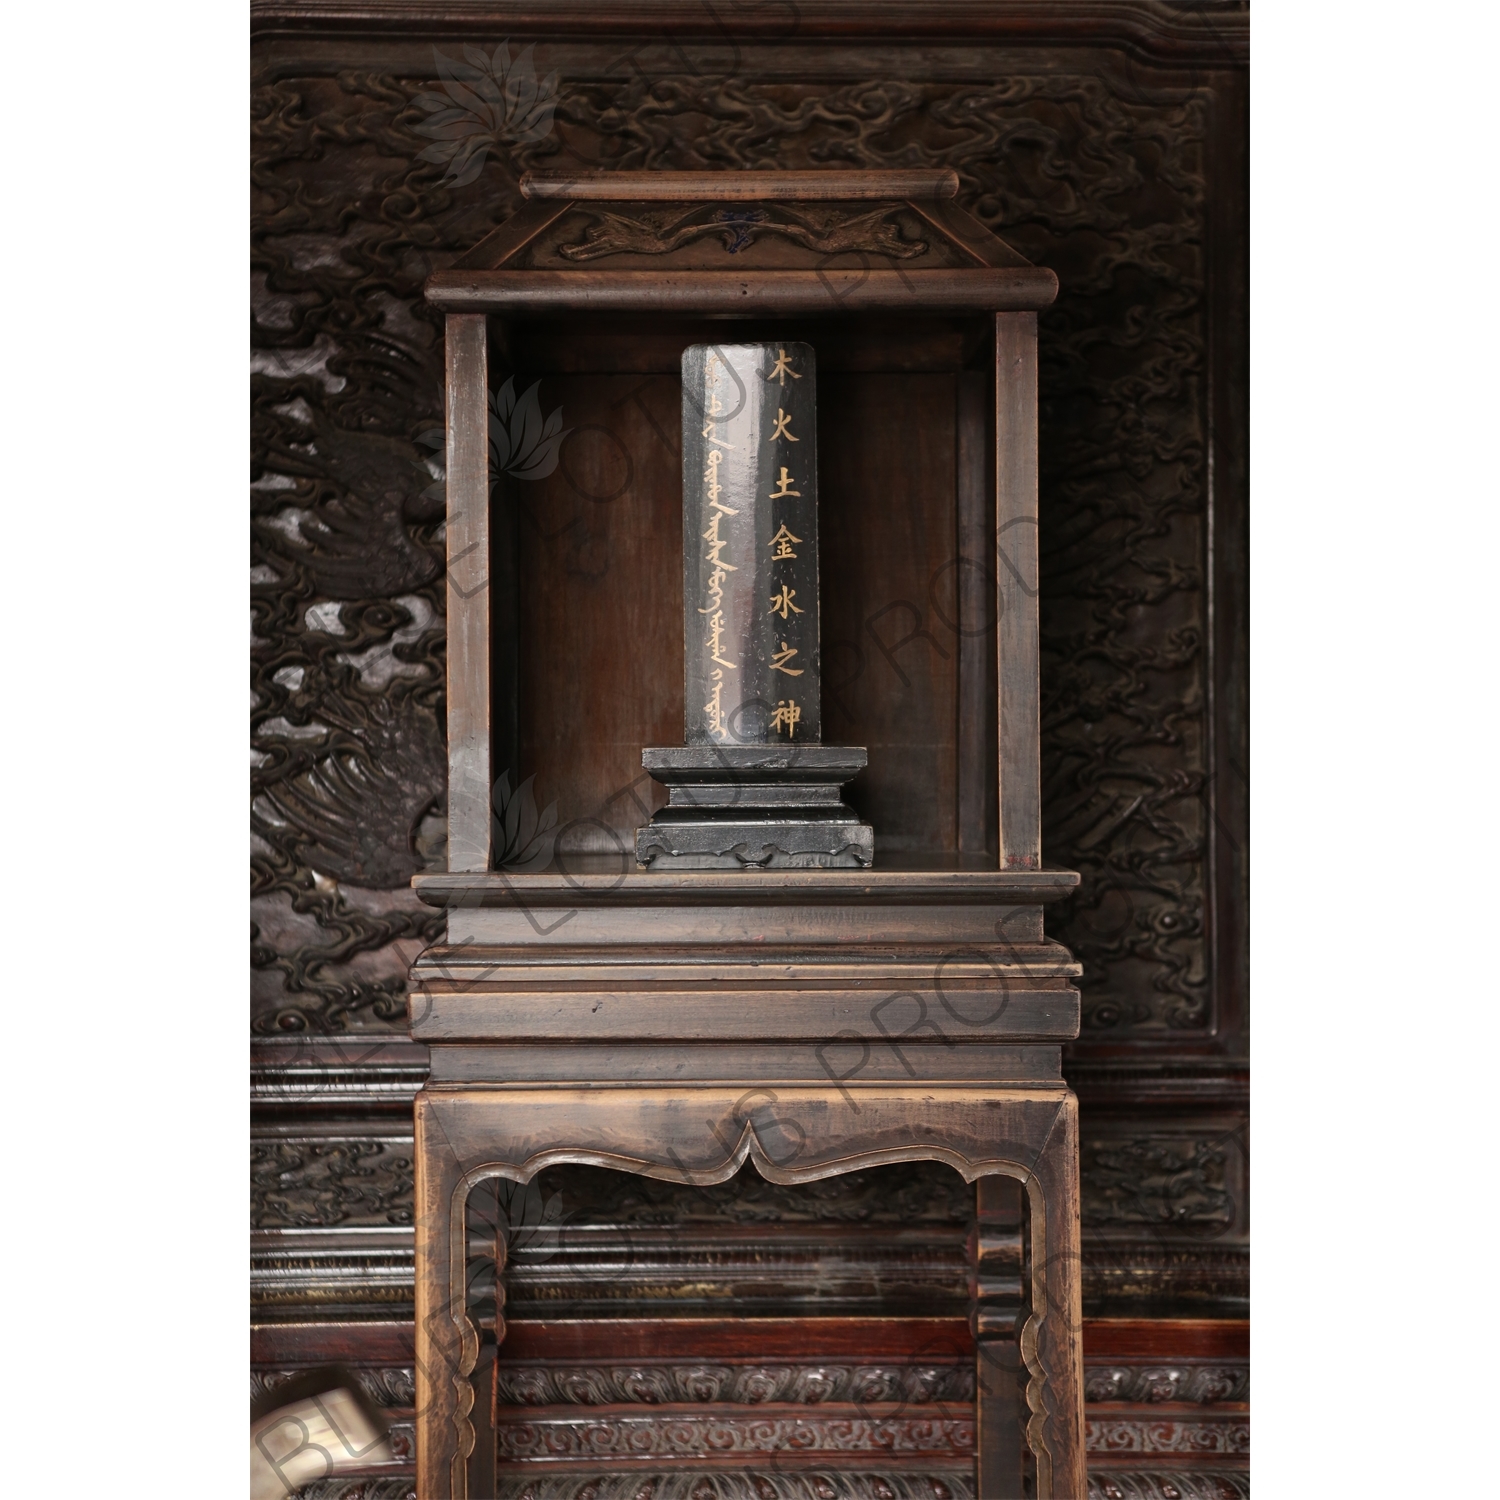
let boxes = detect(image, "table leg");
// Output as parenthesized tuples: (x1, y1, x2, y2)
(414, 1092, 472, 1500)
(1023, 1090, 1086, 1498)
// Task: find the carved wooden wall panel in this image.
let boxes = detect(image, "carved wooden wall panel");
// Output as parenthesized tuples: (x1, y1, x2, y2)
(252, 9, 1247, 1492)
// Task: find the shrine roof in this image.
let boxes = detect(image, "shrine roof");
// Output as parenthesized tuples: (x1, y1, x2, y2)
(424, 168, 1056, 315)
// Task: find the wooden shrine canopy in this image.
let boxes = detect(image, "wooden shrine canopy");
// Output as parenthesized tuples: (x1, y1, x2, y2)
(423, 167, 1059, 315)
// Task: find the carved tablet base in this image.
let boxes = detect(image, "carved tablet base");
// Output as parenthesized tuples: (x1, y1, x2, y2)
(635, 746, 874, 868)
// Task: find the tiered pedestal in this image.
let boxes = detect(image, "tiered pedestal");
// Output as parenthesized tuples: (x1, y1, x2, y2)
(408, 865, 1087, 1499)
(635, 746, 874, 869)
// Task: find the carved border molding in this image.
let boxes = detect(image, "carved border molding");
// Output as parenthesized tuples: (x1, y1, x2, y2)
(296, 1482, 419, 1500)
(491, 1480, 973, 1500)
(495, 1365, 975, 1407)
(1086, 1416, 1247, 1456)
(246, 1234, 1248, 1320)
(495, 1410, 976, 1460)
(1084, 1365, 1247, 1406)
(252, 1364, 416, 1408)
(251, 1360, 1248, 1412)
(491, 1410, 1246, 1461)
(248, 0, 1249, 65)
(1087, 1475, 1249, 1500)
(554, 203, 932, 264)
(246, 1231, 1246, 1317)
(250, 1227, 414, 1313)
(280, 1467, 1251, 1500)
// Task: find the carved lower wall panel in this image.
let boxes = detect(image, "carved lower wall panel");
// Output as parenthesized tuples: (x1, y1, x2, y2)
(250, 1359, 1247, 1491)
(1079, 1131, 1244, 1237)
(287, 1482, 976, 1500)
(493, 1480, 974, 1500)
(283, 1469, 1250, 1499)
(253, 1130, 415, 1228)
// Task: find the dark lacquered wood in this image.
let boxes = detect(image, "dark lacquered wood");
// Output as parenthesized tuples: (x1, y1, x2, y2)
(957, 369, 997, 857)
(819, 371, 959, 853)
(247, 0, 1249, 63)
(252, 1320, 416, 1365)
(411, 987, 1078, 1046)
(1032, 1093, 1086, 1498)
(489, 328, 521, 804)
(250, 1313, 1248, 1370)
(995, 312, 1042, 871)
(1205, 65, 1251, 1071)
(424, 1042, 1065, 1088)
(451, 200, 572, 272)
(412, 863, 1078, 904)
(972, 1175, 1026, 1498)
(426, 267, 1060, 316)
(513, 371, 681, 849)
(501, 317, 984, 376)
(500, 1317, 973, 1362)
(501, 357, 1000, 857)
(909, 196, 1036, 270)
(1082, 1318, 1250, 1361)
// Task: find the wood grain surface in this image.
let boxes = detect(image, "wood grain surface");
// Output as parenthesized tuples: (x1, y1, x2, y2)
(445, 313, 492, 873)
(520, 168, 960, 201)
(427, 268, 1060, 315)
(994, 312, 1041, 872)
